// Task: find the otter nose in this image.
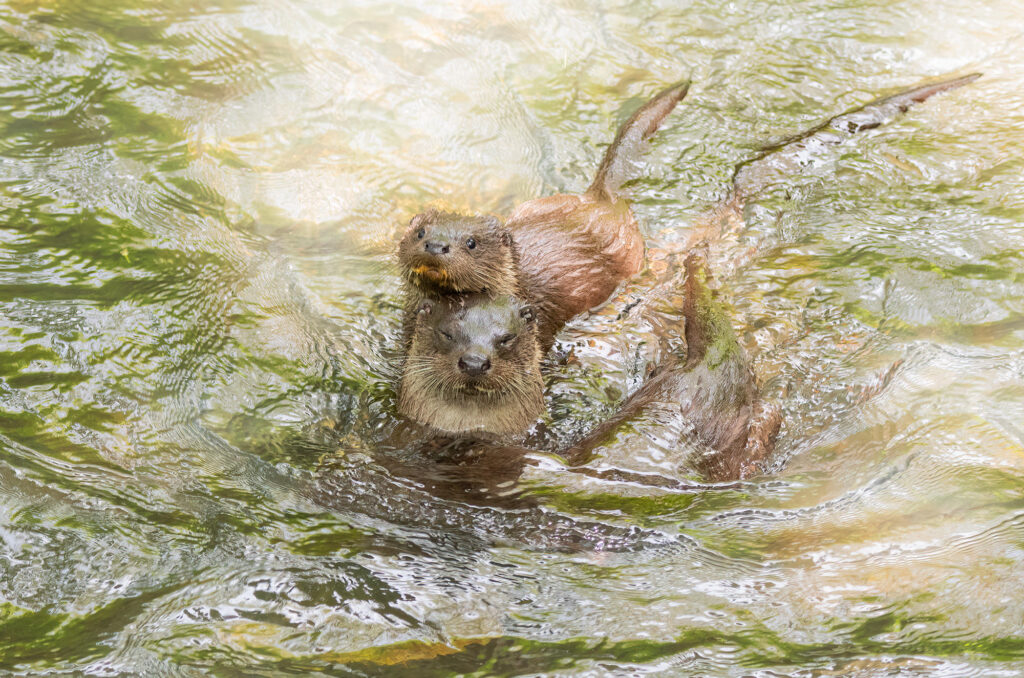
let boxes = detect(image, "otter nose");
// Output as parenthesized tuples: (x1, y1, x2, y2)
(458, 354, 491, 377)
(424, 240, 450, 255)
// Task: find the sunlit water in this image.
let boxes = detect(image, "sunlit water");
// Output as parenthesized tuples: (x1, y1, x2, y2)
(2, 0, 1023, 674)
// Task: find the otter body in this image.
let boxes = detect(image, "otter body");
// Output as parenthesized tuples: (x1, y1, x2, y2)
(505, 193, 643, 347)
(398, 81, 690, 350)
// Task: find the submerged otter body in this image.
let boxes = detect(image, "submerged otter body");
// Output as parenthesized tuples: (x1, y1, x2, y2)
(399, 293, 545, 436)
(398, 81, 691, 350)
(562, 253, 780, 480)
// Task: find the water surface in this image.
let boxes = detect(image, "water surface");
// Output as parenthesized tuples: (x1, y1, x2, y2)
(2, 0, 1023, 674)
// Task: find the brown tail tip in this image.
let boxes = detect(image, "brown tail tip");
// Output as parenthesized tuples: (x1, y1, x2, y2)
(920, 71, 982, 94)
(640, 79, 691, 140)
(587, 79, 692, 200)
(664, 79, 691, 100)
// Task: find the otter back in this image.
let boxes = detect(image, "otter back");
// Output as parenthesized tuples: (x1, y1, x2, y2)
(506, 192, 644, 348)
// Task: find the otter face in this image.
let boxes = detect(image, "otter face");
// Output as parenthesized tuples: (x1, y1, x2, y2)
(398, 209, 517, 296)
(399, 294, 544, 436)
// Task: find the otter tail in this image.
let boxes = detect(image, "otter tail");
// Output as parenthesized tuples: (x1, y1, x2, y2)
(587, 80, 690, 202)
(733, 72, 981, 197)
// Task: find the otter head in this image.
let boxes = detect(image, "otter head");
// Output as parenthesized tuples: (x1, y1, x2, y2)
(398, 209, 518, 296)
(399, 293, 544, 436)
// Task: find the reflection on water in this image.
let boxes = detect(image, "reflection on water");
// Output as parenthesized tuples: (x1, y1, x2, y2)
(2, 0, 1023, 673)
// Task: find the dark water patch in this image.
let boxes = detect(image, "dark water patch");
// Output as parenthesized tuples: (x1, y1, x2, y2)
(0, 583, 180, 671)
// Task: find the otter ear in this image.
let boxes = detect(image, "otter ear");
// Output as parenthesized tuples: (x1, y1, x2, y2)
(417, 299, 434, 317)
(519, 305, 536, 323)
(411, 208, 441, 227)
(484, 216, 510, 244)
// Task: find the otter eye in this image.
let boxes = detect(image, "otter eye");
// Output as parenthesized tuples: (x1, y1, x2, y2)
(498, 333, 516, 347)
(439, 329, 454, 341)
(466, 237, 476, 250)
(416, 228, 425, 239)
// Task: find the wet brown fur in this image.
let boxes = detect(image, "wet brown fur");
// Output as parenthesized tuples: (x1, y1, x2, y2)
(397, 253, 780, 483)
(398, 294, 545, 436)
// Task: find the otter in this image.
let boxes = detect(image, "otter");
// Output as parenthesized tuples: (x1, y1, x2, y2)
(398, 81, 691, 350)
(397, 251, 779, 482)
(398, 292, 545, 436)
(684, 72, 982, 250)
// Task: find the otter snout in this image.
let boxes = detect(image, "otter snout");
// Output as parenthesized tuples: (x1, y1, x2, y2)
(458, 353, 491, 376)
(424, 240, 450, 255)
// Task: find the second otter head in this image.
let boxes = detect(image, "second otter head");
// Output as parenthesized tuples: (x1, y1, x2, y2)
(398, 209, 519, 296)
(399, 293, 544, 437)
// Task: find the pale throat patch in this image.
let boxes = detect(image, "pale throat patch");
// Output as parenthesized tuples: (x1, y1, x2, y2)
(398, 366, 544, 436)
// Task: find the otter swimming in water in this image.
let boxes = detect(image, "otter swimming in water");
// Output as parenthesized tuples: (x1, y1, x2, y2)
(399, 293, 545, 436)
(310, 74, 985, 555)
(684, 73, 982, 252)
(395, 250, 778, 483)
(398, 81, 691, 350)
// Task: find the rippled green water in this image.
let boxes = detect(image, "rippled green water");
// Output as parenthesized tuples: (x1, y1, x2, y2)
(2, 0, 1023, 675)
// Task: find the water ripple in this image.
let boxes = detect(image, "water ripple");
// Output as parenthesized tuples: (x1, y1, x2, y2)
(2, 0, 1024, 674)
